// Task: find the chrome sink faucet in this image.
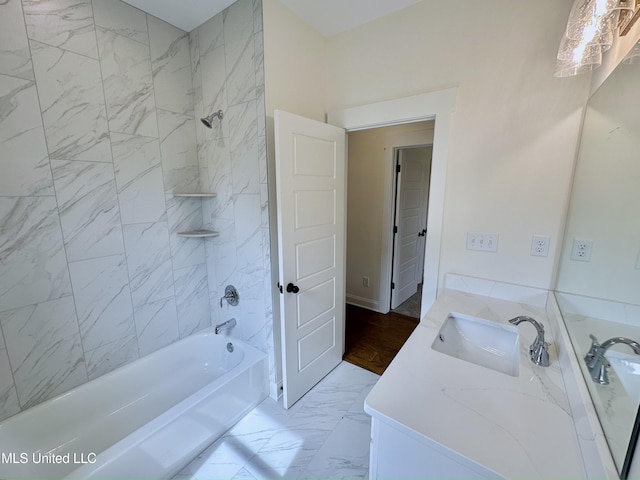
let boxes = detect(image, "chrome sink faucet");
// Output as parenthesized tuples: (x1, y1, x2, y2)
(584, 335, 640, 385)
(508, 316, 550, 367)
(215, 318, 237, 335)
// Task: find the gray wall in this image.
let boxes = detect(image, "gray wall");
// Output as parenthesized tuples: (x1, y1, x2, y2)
(0, 0, 270, 421)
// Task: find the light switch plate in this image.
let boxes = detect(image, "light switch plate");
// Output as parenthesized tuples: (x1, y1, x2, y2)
(467, 232, 498, 252)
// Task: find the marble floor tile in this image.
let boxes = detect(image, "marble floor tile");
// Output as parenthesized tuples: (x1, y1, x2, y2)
(304, 415, 371, 479)
(175, 362, 380, 480)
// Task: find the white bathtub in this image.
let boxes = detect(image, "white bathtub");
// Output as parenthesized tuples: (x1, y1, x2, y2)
(0, 328, 268, 479)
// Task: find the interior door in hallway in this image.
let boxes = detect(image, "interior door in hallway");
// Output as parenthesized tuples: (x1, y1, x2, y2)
(274, 110, 346, 409)
(390, 147, 431, 310)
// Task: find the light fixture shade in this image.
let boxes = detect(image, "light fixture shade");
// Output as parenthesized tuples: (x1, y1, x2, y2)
(554, 50, 603, 77)
(556, 33, 609, 62)
(554, 0, 630, 77)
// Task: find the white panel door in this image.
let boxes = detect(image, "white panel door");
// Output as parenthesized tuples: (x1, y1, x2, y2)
(391, 148, 430, 309)
(274, 110, 346, 409)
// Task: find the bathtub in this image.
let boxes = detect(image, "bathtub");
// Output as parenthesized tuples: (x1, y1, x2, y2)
(0, 328, 268, 479)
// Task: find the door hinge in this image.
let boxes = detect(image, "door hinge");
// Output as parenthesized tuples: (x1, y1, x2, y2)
(391, 282, 395, 289)
(396, 163, 401, 173)
(393, 226, 398, 234)
(277, 282, 283, 294)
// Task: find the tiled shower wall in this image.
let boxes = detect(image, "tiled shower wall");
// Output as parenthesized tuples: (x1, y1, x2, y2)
(0, 0, 271, 422)
(189, 1, 274, 379)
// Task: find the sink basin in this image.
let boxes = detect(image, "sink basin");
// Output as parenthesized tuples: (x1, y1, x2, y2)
(431, 313, 520, 376)
(608, 353, 640, 401)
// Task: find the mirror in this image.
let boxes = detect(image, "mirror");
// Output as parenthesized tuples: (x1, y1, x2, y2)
(555, 55, 640, 478)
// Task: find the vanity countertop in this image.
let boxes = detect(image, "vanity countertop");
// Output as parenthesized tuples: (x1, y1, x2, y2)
(364, 288, 586, 479)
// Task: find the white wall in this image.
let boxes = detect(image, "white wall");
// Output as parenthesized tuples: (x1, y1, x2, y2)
(346, 123, 434, 311)
(262, 0, 328, 394)
(263, 0, 326, 121)
(325, 0, 592, 292)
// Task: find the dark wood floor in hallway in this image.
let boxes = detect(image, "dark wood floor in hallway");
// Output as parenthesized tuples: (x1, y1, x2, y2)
(343, 304, 420, 375)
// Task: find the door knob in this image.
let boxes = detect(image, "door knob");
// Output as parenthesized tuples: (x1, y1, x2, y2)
(286, 283, 300, 294)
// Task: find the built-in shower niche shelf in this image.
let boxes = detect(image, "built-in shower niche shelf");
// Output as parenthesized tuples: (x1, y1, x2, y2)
(173, 193, 217, 198)
(173, 193, 218, 238)
(177, 229, 219, 238)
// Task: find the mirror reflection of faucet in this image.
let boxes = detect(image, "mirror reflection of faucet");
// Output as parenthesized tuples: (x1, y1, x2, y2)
(584, 334, 640, 385)
(219, 285, 239, 308)
(508, 316, 550, 367)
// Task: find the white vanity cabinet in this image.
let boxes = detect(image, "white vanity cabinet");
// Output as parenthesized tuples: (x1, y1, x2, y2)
(363, 283, 588, 480)
(368, 417, 499, 480)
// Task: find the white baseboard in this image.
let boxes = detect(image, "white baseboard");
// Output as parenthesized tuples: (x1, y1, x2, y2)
(270, 380, 282, 401)
(346, 294, 382, 312)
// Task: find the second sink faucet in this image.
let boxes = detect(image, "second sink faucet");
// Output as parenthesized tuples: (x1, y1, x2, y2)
(584, 335, 640, 385)
(508, 316, 550, 367)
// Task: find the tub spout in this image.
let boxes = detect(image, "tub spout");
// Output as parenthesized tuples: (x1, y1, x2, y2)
(215, 318, 237, 334)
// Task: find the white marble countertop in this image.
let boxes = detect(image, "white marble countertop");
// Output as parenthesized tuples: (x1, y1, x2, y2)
(364, 288, 586, 479)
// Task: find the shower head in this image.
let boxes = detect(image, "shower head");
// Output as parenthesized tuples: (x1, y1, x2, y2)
(201, 110, 224, 128)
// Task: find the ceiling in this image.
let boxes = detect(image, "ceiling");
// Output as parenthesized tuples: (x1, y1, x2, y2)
(123, 0, 423, 35)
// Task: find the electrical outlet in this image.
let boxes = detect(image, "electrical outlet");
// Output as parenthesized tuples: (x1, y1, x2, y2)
(530, 235, 550, 257)
(362, 276, 370, 288)
(467, 232, 498, 252)
(570, 238, 593, 262)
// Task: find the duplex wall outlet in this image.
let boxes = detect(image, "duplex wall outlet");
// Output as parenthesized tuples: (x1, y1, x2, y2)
(467, 232, 498, 252)
(362, 276, 370, 288)
(570, 238, 593, 262)
(530, 235, 550, 257)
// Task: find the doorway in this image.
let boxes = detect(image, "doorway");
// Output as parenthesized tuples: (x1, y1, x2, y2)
(390, 145, 432, 319)
(343, 124, 434, 373)
(272, 89, 455, 400)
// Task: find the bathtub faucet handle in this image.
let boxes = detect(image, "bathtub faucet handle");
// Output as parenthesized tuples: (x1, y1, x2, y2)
(220, 285, 239, 308)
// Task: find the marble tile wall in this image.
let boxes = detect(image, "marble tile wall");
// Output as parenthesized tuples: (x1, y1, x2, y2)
(0, 0, 273, 421)
(191, 0, 273, 381)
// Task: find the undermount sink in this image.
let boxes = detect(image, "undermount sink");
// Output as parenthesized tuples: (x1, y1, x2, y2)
(607, 353, 640, 400)
(431, 313, 520, 377)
